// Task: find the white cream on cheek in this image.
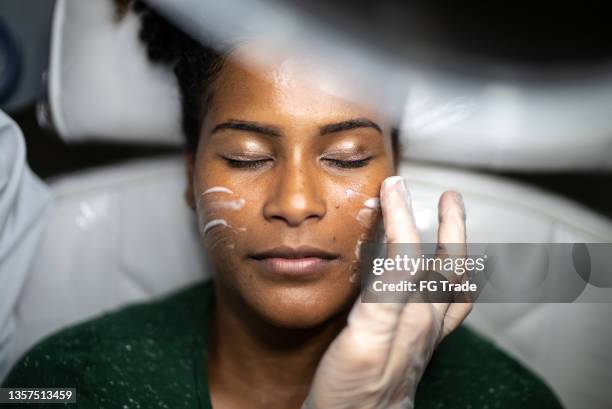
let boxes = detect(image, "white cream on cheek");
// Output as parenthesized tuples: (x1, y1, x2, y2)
(345, 189, 362, 199)
(343, 188, 382, 284)
(349, 233, 366, 285)
(203, 186, 234, 195)
(199, 187, 246, 215)
(348, 236, 366, 283)
(206, 199, 246, 211)
(196, 186, 246, 250)
(357, 201, 380, 227)
(346, 189, 381, 228)
(354, 237, 365, 259)
(202, 219, 229, 235)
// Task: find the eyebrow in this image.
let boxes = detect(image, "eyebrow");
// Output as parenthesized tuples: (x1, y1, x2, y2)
(211, 120, 282, 137)
(210, 117, 382, 138)
(319, 118, 382, 135)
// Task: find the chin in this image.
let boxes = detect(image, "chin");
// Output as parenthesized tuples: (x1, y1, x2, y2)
(251, 283, 356, 329)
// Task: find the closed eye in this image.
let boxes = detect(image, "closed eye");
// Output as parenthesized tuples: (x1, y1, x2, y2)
(223, 157, 273, 170)
(321, 157, 373, 169)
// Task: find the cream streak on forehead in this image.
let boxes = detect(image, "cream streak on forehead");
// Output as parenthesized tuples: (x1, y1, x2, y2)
(216, 56, 362, 121)
(272, 58, 317, 88)
(270, 59, 355, 119)
(210, 47, 388, 134)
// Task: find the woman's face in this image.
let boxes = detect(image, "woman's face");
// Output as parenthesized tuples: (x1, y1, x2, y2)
(188, 52, 395, 328)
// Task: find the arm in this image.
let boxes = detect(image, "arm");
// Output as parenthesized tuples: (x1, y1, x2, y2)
(0, 110, 51, 382)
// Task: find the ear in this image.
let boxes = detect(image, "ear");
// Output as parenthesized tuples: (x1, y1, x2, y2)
(184, 150, 196, 210)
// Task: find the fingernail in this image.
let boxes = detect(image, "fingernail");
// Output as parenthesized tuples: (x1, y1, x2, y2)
(383, 176, 411, 206)
(382, 175, 404, 189)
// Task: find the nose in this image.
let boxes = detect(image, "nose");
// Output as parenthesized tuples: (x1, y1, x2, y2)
(263, 158, 326, 227)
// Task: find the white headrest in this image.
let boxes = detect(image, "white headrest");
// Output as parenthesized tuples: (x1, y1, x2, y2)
(47, 0, 182, 144)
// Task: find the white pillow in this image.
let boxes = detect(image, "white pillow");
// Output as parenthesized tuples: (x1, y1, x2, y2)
(47, 0, 182, 144)
(401, 70, 612, 170)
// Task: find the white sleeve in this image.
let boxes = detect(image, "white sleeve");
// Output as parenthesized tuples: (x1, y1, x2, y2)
(0, 110, 51, 382)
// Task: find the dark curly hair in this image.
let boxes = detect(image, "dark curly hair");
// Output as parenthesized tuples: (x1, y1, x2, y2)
(115, 0, 227, 152)
(115, 0, 400, 159)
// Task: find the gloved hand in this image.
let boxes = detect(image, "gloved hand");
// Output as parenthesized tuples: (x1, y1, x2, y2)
(303, 175, 471, 409)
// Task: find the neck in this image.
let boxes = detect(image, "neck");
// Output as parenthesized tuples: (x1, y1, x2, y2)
(207, 282, 351, 409)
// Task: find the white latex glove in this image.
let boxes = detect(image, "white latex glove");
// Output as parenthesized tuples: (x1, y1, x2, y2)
(303, 175, 471, 409)
(0, 111, 51, 382)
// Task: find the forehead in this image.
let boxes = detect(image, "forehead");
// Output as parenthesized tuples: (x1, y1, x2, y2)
(206, 49, 384, 126)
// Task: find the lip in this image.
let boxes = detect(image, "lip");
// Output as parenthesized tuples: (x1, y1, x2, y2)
(249, 246, 340, 277)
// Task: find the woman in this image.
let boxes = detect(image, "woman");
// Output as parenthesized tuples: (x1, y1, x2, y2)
(2, 2, 563, 408)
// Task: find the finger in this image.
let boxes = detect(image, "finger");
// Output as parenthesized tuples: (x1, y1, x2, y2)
(381, 176, 420, 245)
(379, 176, 423, 302)
(435, 191, 472, 339)
(384, 192, 469, 389)
(441, 299, 472, 339)
(435, 191, 467, 285)
(348, 176, 421, 341)
(384, 302, 440, 397)
(423, 192, 466, 328)
(436, 190, 466, 259)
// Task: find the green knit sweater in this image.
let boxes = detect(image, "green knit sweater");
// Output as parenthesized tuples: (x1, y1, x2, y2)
(2, 280, 563, 408)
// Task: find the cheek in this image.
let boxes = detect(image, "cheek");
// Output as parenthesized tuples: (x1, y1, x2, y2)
(343, 183, 382, 225)
(195, 185, 249, 251)
(355, 197, 381, 228)
(331, 183, 383, 254)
